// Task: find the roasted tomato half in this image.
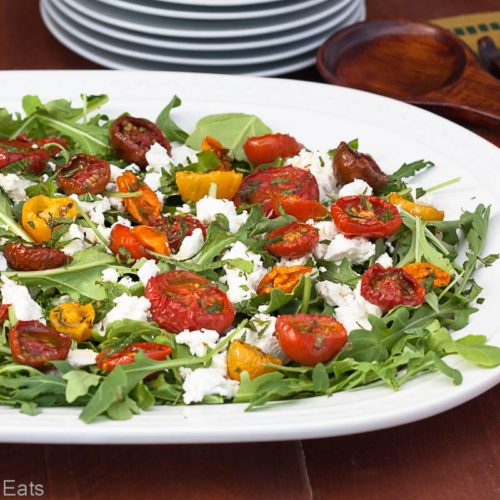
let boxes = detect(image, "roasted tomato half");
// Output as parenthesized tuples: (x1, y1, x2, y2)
(3, 242, 71, 271)
(233, 166, 319, 214)
(9, 320, 71, 370)
(360, 264, 426, 310)
(117, 171, 162, 224)
(56, 154, 111, 195)
(109, 115, 171, 168)
(265, 222, 319, 258)
(331, 195, 402, 238)
(96, 342, 172, 373)
(271, 194, 327, 221)
(151, 215, 207, 252)
(145, 270, 235, 334)
(333, 141, 388, 190)
(110, 224, 170, 260)
(276, 314, 347, 366)
(243, 133, 302, 166)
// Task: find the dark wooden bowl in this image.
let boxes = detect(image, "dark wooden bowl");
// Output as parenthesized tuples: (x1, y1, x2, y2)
(317, 20, 500, 126)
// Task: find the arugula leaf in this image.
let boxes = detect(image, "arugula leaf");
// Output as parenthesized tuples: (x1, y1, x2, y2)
(155, 95, 188, 143)
(186, 113, 271, 161)
(25, 179, 58, 198)
(0, 191, 33, 241)
(378, 160, 434, 194)
(63, 371, 101, 403)
(455, 335, 500, 367)
(317, 258, 359, 287)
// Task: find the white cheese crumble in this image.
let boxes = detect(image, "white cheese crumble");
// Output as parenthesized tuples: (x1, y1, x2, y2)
(170, 144, 198, 166)
(176, 329, 219, 357)
(118, 276, 134, 288)
(0, 252, 7, 271)
(72, 195, 111, 227)
(101, 268, 120, 283)
(143, 171, 162, 192)
(323, 234, 375, 264)
(289, 149, 336, 201)
(173, 227, 204, 261)
(180, 352, 238, 404)
(137, 259, 160, 285)
(195, 196, 248, 234)
(51, 294, 71, 306)
(338, 179, 373, 197)
(375, 252, 393, 268)
(66, 349, 98, 368)
(102, 294, 151, 329)
(220, 242, 267, 303)
(315, 281, 382, 333)
(145, 142, 171, 172)
(0, 277, 45, 322)
(238, 313, 284, 359)
(175, 203, 192, 215)
(312, 220, 339, 259)
(62, 224, 88, 256)
(109, 164, 124, 181)
(0, 173, 36, 204)
(278, 256, 311, 267)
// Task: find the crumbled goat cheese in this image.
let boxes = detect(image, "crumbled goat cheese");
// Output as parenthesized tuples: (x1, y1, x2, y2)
(0, 252, 7, 271)
(312, 220, 339, 259)
(144, 171, 162, 192)
(0, 277, 44, 322)
(51, 295, 71, 306)
(0, 174, 36, 204)
(181, 352, 238, 404)
(289, 149, 336, 201)
(62, 224, 88, 256)
(220, 242, 267, 303)
(112, 216, 132, 228)
(196, 196, 248, 233)
(338, 179, 373, 197)
(145, 142, 170, 172)
(137, 259, 160, 285)
(72, 195, 111, 226)
(102, 294, 151, 329)
(108, 195, 125, 212)
(278, 256, 311, 267)
(83, 225, 111, 245)
(170, 144, 198, 166)
(66, 349, 98, 368)
(118, 276, 134, 288)
(315, 281, 382, 332)
(238, 314, 284, 359)
(324, 234, 375, 264)
(375, 252, 393, 268)
(176, 329, 220, 357)
(173, 228, 204, 261)
(109, 164, 124, 181)
(101, 268, 120, 283)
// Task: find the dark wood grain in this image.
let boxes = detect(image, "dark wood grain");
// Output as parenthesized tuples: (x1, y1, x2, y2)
(0, 1, 498, 500)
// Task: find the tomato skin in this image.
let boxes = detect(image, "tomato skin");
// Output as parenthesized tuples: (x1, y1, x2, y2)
(243, 133, 302, 166)
(110, 224, 169, 260)
(145, 270, 235, 334)
(57, 154, 111, 195)
(361, 264, 426, 310)
(276, 314, 347, 365)
(151, 215, 207, 252)
(331, 195, 402, 238)
(3, 242, 71, 271)
(0, 304, 10, 324)
(9, 320, 71, 370)
(109, 115, 171, 168)
(333, 141, 388, 190)
(233, 166, 319, 214)
(271, 194, 327, 221)
(96, 342, 172, 373)
(265, 222, 319, 258)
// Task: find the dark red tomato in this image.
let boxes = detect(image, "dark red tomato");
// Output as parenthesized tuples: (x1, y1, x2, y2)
(0, 304, 10, 324)
(9, 320, 71, 370)
(3, 242, 71, 271)
(145, 270, 235, 334)
(109, 115, 171, 168)
(361, 264, 426, 310)
(233, 166, 319, 214)
(151, 215, 207, 252)
(243, 133, 302, 166)
(331, 195, 402, 238)
(271, 194, 327, 222)
(276, 314, 347, 365)
(96, 342, 172, 373)
(333, 141, 388, 190)
(265, 222, 319, 258)
(56, 154, 111, 195)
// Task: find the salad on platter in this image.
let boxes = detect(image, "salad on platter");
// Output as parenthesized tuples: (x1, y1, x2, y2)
(0, 94, 498, 423)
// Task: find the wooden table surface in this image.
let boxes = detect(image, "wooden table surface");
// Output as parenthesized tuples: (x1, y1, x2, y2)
(0, 1, 498, 499)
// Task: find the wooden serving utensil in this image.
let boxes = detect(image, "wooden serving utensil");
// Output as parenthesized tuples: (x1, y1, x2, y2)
(316, 20, 500, 126)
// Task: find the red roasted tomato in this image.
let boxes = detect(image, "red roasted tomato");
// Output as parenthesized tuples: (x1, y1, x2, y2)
(9, 320, 71, 370)
(271, 194, 327, 221)
(3, 242, 71, 271)
(243, 133, 302, 166)
(276, 314, 347, 365)
(110, 224, 170, 260)
(109, 115, 171, 168)
(331, 195, 402, 238)
(151, 215, 207, 252)
(0, 304, 10, 324)
(96, 342, 172, 373)
(234, 166, 320, 214)
(145, 270, 235, 334)
(0, 136, 56, 175)
(56, 154, 111, 195)
(360, 264, 426, 310)
(265, 222, 319, 258)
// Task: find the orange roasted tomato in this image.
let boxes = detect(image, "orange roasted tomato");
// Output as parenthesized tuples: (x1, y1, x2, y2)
(388, 193, 444, 221)
(49, 302, 95, 343)
(56, 154, 111, 195)
(243, 133, 302, 166)
(110, 224, 170, 260)
(265, 222, 319, 259)
(257, 265, 312, 295)
(117, 171, 162, 224)
(402, 262, 451, 288)
(201, 136, 232, 170)
(271, 194, 327, 221)
(227, 340, 282, 381)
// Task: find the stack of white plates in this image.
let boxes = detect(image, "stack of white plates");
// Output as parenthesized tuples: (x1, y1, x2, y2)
(40, 0, 366, 76)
